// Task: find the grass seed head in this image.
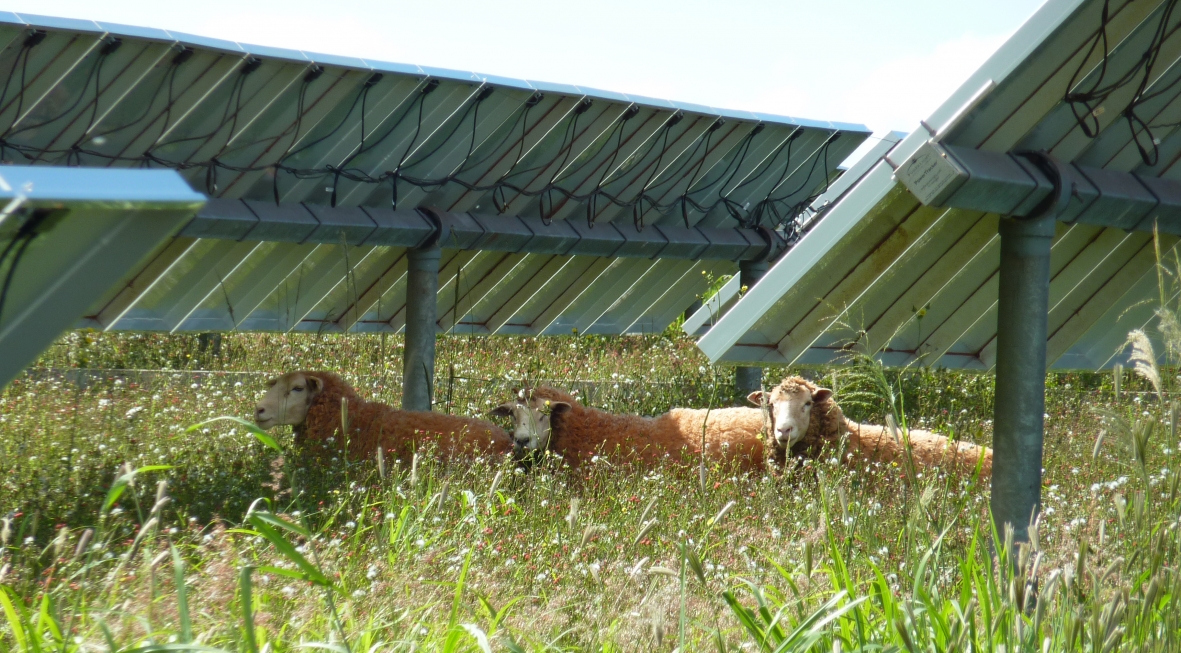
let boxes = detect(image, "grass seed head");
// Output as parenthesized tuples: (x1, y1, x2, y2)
(52, 526, 68, 560)
(566, 497, 580, 530)
(633, 519, 658, 547)
(580, 524, 604, 548)
(72, 528, 93, 562)
(708, 501, 735, 526)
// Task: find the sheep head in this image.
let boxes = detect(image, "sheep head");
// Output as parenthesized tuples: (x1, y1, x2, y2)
(747, 377, 832, 448)
(255, 372, 325, 431)
(488, 388, 572, 455)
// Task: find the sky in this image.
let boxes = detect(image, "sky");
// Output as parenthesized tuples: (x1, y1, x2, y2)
(9, 0, 1048, 160)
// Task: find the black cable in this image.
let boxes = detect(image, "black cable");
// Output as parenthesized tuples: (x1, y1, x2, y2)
(630, 116, 679, 228)
(1122, 0, 1181, 165)
(0, 209, 57, 327)
(0, 232, 35, 325)
(0, 36, 841, 229)
(1064, 0, 1181, 165)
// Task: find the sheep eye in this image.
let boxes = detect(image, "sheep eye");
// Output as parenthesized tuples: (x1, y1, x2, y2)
(804, 401, 812, 407)
(292, 386, 304, 393)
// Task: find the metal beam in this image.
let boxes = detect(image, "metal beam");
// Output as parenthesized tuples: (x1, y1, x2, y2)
(183, 199, 784, 262)
(895, 141, 1181, 235)
(991, 214, 1055, 542)
(403, 244, 441, 411)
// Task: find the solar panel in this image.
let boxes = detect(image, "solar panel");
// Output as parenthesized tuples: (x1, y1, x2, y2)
(696, 0, 1181, 372)
(0, 12, 869, 337)
(0, 166, 203, 386)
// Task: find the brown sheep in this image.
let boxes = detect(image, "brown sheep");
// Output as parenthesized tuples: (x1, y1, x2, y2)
(489, 386, 771, 471)
(255, 371, 513, 461)
(748, 376, 992, 476)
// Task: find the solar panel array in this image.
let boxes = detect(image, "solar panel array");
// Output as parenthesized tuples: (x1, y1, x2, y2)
(697, 0, 1181, 371)
(0, 12, 869, 337)
(0, 166, 202, 386)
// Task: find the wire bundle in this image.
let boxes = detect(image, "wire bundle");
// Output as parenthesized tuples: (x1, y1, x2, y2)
(1065, 0, 1181, 166)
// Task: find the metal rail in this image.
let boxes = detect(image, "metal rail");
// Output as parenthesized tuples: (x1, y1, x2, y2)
(183, 199, 788, 261)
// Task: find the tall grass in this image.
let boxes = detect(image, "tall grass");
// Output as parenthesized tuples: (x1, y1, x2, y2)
(1, 328, 1176, 650)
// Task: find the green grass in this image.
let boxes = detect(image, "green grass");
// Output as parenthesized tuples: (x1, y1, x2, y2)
(2, 330, 1178, 651)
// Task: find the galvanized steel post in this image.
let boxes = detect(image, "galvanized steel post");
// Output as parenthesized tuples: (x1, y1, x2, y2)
(402, 244, 440, 412)
(734, 259, 769, 397)
(991, 214, 1055, 542)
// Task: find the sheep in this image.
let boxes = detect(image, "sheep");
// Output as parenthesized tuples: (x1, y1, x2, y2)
(747, 376, 993, 476)
(489, 386, 771, 471)
(254, 371, 513, 462)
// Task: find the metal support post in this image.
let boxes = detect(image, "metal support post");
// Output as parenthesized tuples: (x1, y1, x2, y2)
(734, 259, 769, 397)
(991, 213, 1055, 542)
(402, 244, 440, 412)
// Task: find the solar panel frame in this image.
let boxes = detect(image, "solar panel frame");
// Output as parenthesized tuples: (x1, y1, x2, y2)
(694, 0, 1181, 372)
(0, 12, 870, 344)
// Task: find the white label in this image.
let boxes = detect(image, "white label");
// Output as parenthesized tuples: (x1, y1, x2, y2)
(896, 143, 966, 206)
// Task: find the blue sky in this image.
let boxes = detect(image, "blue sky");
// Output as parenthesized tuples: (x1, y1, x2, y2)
(13, 0, 1046, 146)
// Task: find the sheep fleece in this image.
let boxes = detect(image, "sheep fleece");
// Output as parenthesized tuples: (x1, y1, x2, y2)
(778, 377, 992, 475)
(297, 371, 511, 460)
(530, 386, 769, 470)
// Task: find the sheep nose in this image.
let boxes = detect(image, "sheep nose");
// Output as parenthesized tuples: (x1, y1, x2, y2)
(256, 406, 267, 418)
(776, 426, 793, 442)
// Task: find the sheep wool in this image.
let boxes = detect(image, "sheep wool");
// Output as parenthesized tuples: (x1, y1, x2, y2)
(295, 371, 512, 461)
(772, 376, 992, 476)
(529, 386, 769, 470)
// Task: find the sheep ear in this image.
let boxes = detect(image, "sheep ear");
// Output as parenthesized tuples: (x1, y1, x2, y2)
(305, 376, 323, 396)
(549, 401, 572, 415)
(488, 404, 515, 418)
(812, 388, 833, 403)
(746, 390, 768, 406)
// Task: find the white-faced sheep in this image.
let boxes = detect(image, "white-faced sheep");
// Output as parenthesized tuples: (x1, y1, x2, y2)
(255, 371, 513, 461)
(489, 386, 771, 471)
(748, 376, 993, 476)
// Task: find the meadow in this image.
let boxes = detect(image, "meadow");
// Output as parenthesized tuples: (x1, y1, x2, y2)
(1, 329, 1177, 651)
